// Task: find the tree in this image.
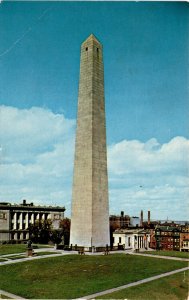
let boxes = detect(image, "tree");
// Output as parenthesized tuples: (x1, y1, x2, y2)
(59, 218, 71, 245)
(49, 230, 62, 245)
(110, 221, 120, 249)
(28, 219, 52, 244)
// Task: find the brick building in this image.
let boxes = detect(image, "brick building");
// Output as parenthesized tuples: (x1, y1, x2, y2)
(110, 211, 130, 229)
(150, 226, 180, 251)
(180, 226, 189, 252)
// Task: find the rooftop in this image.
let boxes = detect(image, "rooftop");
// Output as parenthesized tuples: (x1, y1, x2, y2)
(0, 200, 65, 210)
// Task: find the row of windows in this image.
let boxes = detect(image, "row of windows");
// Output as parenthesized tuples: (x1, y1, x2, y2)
(86, 47, 99, 52)
(11, 232, 29, 240)
(158, 238, 180, 242)
(117, 236, 147, 246)
(118, 237, 131, 246)
(156, 232, 179, 236)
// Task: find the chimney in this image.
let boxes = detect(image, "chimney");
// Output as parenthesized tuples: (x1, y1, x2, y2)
(140, 210, 143, 227)
(148, 210, 151, 225)
(121, 211, 124, 217)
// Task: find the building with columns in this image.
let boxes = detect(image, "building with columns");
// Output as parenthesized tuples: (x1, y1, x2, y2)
(0, 200, 65, 242)
(113, 228, 150, 251)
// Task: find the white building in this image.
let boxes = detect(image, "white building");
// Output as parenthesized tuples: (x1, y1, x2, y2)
(113, 228, 150, 251)
(180, 239, 189, 252)
(0, 200, 65, 242)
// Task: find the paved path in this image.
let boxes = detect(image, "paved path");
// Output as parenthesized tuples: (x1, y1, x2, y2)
(0, 249, 188, 265)
(0, 252, 76, 266)
(0, 289, 27, 299)
(129, 252, 189, 262)
(77, 266, 189, 300)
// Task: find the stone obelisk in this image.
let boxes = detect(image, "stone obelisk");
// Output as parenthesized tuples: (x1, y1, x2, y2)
(70, 34, 110, 250)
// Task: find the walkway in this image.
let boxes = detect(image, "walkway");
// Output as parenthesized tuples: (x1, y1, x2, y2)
(77, 266, 189, 300)
(129, 252, 189, 262)
(0, 289, 27, 300)
(0, 249, 78, 266)
(0, 249, 188, 266)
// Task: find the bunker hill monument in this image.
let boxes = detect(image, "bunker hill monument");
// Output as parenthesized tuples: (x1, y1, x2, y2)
(70, 34, 110, 250)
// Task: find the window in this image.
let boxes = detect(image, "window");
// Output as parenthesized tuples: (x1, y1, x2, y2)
(119, 237, 122, 244)
(0, 213, 7, 219)
(86, 47, 88, 51)
(128, 237, 131, 247)
(54, 214, 60, 220)
(97, 48, 99, 58)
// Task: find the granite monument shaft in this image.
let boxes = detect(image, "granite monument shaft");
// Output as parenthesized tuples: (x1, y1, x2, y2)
(70, 34, 110, 249)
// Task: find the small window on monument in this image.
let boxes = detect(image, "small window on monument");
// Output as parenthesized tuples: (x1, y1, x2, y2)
(86, 47, 88, 51)
(97, 48, 99, 58)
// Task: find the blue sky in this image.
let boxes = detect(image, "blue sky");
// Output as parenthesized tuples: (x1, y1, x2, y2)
(0, 2, 189, 220)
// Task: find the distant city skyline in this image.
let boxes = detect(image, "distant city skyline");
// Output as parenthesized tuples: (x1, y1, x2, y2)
(0, 2, 188, 220)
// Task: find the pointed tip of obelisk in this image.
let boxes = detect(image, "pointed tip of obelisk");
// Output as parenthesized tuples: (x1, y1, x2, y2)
(83, 33, 101, 45)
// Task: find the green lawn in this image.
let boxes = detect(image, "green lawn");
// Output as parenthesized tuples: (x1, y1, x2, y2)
(142, 250, 189, 259)
(97, 270, 189, 300)
(6, 255, 26, 260)
(34, 251, 59, 256)
(0, 254, 187, 299)
(0, 244, 26, 255)
(0, 244, 53, 255)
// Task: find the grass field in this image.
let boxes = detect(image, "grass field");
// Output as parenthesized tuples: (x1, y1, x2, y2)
(0, 254, 187, 299)
(0, 244, 27, 255)
(0, 244, 53, 255)
(142, 250, 189, 259)
(97, 270, 189, 300)
(33, 251, 59, 256)
(6, 255, 26, 260)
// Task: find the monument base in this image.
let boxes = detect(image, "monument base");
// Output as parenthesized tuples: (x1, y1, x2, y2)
(71, 244, 110, 252)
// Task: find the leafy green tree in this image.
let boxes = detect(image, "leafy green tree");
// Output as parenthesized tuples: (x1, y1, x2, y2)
(28, 219, 52, 244)
(59, 218, 71, 245)
(50, 230, 62, 245)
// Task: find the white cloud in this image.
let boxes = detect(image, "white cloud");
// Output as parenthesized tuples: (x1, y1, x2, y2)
(0, 105, 75, 214)
(108, 137, 189, 220)
(108, 137, 189, 176)
(0, 105, 188, 220)
(0, 105, 74, 163)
